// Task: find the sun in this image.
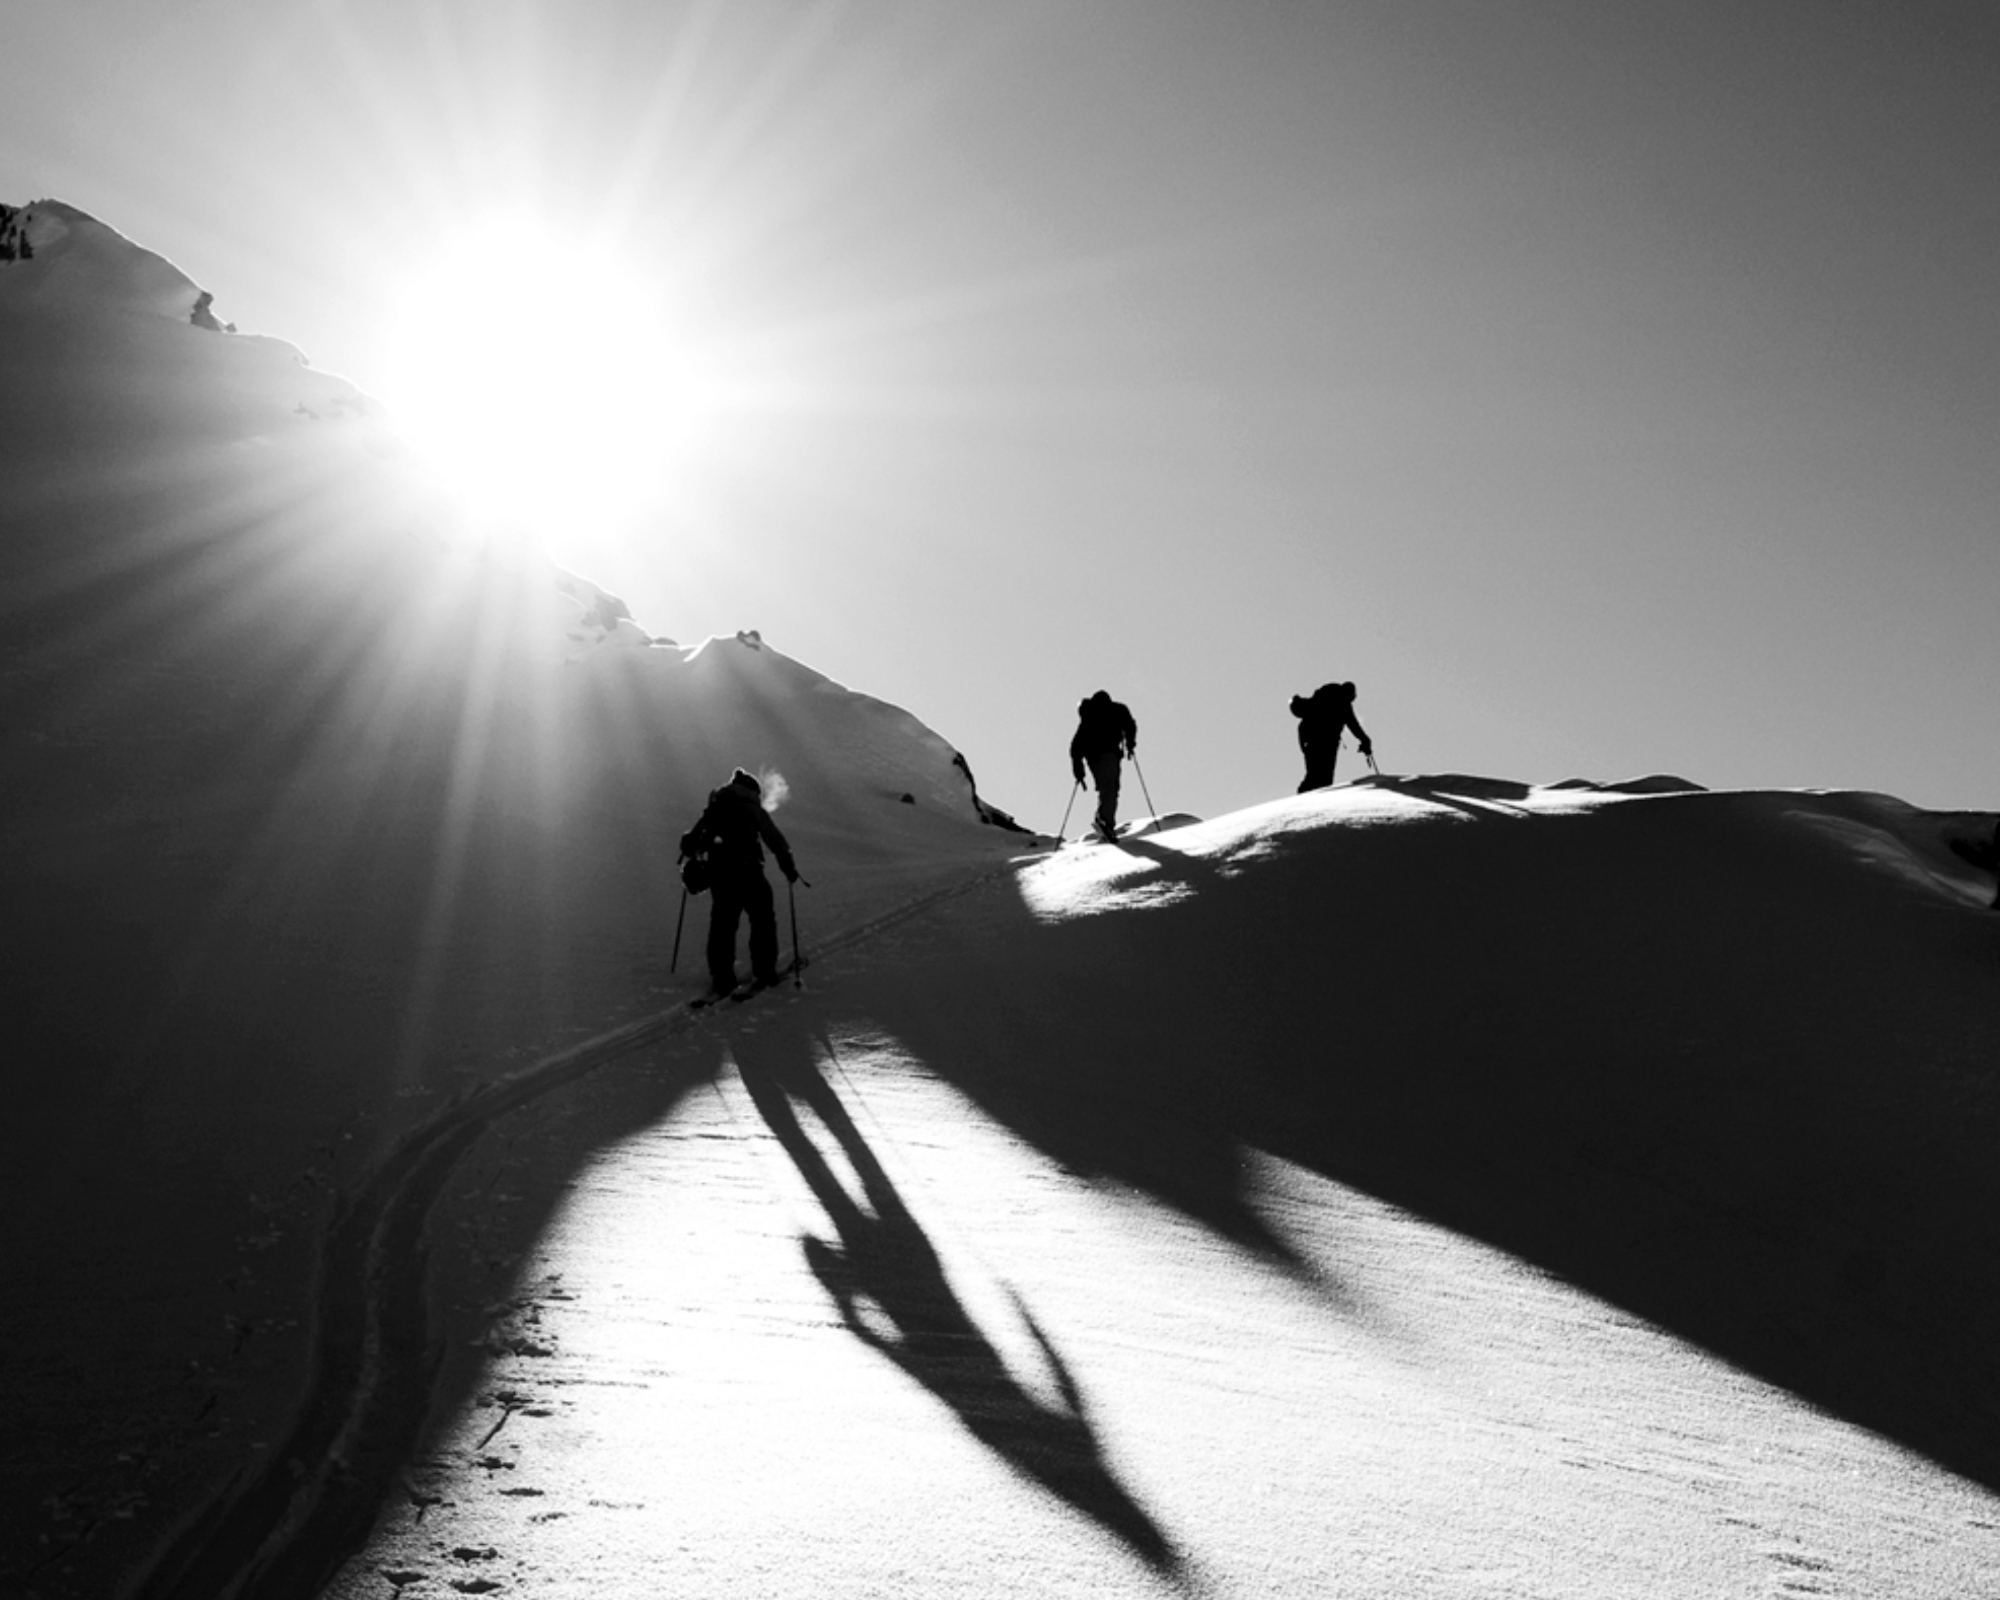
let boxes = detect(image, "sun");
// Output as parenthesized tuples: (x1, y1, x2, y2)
(377, 221, 691, 541)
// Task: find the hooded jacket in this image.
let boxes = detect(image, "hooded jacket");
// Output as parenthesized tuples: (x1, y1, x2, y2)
(682, 769, 798, 880)
(1069, 692, 1138, 767)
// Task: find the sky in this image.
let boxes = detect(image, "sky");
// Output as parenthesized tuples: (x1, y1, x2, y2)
(6, 0, 1999, 828)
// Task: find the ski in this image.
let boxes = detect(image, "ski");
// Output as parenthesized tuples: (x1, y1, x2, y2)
(687, 972, 791, 1011)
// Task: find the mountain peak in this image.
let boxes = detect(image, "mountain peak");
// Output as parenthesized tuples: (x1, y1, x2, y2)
(0, 198, 228, 329)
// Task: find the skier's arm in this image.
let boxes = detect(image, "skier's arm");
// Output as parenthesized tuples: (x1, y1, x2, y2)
(1123, 712, 1138, 759)
(759, 811, 800, 881)
(1346, 711, 1372, 755)
(1069, 726, 1087, 784)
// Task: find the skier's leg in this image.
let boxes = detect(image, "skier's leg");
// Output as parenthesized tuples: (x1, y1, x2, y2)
(1299, 740, 1332, 791)
(707, 879, 743, 990)
(1088, 753, 1120, 834)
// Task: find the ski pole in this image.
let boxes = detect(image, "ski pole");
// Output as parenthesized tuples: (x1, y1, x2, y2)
(1056, 780, 1081, 843)
(1365, 749, 1380, 776)
(670, 886, 687, 973)
(788, 877, 806, 987)
(1132, 752, 1159, 824)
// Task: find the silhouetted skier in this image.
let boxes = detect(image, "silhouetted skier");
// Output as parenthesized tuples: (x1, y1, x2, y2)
(1290, 681, 1372, 791)
(679, 767, 799, 996)
(1070, 690, 1138, 841)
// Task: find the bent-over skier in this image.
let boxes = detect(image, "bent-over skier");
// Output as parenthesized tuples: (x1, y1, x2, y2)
(1290, 682, 1372, 792)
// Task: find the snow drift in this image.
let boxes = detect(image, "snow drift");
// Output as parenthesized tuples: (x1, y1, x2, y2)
(323, 777, 2000, 1600)
(5, 203, 1999, 1599)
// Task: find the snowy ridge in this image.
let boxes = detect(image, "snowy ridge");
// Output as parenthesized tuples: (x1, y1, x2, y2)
(308, 770, 2000, 1599)
(1032, 772, 2000, 933)
(0, 198, 220, 324)
(678, 628, 1023, 828)
(5, 202, 2000, 1599)
(0, 197, 379, 453)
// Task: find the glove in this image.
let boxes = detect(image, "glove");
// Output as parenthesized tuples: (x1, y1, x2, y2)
(1072, 765, 1086, 787)
(1358, 740, 1373, 757)
(782, 861, 799, 884)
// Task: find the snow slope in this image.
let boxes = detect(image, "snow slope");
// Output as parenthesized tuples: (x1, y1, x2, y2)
(317, 777, 2000, 1599)
(0, 199, 379, 455)
(0, 202, 1024, 1595)
(5, 203, 2000, 1598)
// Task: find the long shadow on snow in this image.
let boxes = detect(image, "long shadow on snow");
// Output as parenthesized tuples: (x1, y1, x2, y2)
(846, 792, 2000, 1492)
(725, 1015, 1183, 1578)
(0, 458, 1038, 1596)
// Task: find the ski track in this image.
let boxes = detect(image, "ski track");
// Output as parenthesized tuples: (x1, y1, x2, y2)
(116, 854, 1032, 1600)
(319, 1003, 2000, 1600)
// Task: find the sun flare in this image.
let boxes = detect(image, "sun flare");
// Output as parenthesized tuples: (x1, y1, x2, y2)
(379, 224, 691, 539)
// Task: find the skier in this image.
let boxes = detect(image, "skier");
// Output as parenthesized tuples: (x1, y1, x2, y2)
(1069, 690, 1139, 841)
(1290, 682, 1372, 792)
(679, 767, 800, 997)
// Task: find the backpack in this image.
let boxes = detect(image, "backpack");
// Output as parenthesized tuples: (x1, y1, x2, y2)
(1076, 693, 1133, 754)
(1292, 682, 1355, 736)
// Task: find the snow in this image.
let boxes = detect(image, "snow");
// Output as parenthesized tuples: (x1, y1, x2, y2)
(314, 781, 2000, 1598)
(0, 200, 220, 324)
(4, 202, 1999, 1598)
(0, 198, 374, 454)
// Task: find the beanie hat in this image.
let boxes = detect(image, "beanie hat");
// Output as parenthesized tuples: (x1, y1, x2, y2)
(729, 767, 761, 794)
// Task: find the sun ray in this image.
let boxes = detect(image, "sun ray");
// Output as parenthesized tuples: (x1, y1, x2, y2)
(374, 218, 693, 543)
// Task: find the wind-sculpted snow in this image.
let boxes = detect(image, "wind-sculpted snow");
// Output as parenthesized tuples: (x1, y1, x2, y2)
(1021, 844, 1201, 919)
(5, 200, 1999, 1599)
(0, 198, 376, 451)
(308, 773, 2000, 1599)
(1023, 776, 1750, 920)
(0, 199, 221, 324)
(1777, 788, 1997, 901)
(1547, 773, 1707, 795)
(858, 779, 2000, 1499)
